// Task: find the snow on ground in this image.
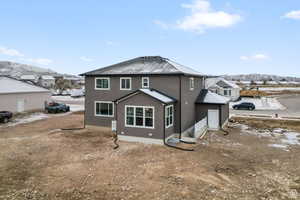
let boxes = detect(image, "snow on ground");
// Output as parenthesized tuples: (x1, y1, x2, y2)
(51, 96, 85, 102)
(69, 104, 84, 112)
(234, 123, 300, 150)
(0, 112, 49, 127)
(259, 87, 300, 91)
(230, 97, 285, 110)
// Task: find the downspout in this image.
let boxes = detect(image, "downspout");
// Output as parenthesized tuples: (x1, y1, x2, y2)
(179, 75, 182, 139)
(163, 104, 194, 151)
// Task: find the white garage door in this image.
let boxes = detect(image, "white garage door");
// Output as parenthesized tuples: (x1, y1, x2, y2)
(208, 109, 219, 130)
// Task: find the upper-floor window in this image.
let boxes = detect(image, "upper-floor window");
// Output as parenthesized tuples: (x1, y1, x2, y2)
(95, 101, 114, 117)
(142, 77, 149, 88)
(95, 78, 110, 90)
(120, 77, 132, 90)
(189, 77, 194, 90)
(165, 105, 173, 128)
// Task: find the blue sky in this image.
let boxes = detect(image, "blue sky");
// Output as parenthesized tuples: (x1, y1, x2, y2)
(0, 0, 299, 77)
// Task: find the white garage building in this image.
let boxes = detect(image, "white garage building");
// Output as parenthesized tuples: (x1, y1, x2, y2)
(0, 76, 51, 113)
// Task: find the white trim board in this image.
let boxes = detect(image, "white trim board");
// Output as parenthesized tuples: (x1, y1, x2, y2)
(118, 135, 163, 145)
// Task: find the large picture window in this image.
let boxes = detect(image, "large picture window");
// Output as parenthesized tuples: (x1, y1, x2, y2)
(120, 77, 132, 90)
(95, 101, 114, 117)
(95, 78, 110, 90)
(165, 105, 173, 128)
(125, 106, 154, 128)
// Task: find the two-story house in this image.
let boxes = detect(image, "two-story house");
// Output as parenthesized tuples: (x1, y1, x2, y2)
(81, 56, 229, 144)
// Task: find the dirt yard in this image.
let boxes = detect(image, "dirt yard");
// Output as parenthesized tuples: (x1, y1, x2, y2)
(0, 114, 300, 200)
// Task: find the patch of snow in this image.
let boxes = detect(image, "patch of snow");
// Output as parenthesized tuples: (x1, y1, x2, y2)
(1, 113, 49, 127)
(139, 89, 174, 103)
(281, 132, 300, 145)
(268, 144, 288, 149)
(203, 90, 230, 104)
(68, 104, 84, 112)
(230, 97, 285, 110)
(51, 96, 85, 102)
(259, 87, 300, 91)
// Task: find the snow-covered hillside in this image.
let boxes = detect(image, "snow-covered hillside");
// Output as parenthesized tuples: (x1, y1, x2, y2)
(0, 61, 58, 78)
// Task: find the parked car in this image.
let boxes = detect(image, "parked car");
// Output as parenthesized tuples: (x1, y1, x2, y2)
(45, 102, 70, 113)
(0, 111, 13, 123)
(233, 102, 256, 110)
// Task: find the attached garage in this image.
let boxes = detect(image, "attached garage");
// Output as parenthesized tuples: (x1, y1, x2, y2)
(0, 76, 51, 113)
(195, 89, 230, 130)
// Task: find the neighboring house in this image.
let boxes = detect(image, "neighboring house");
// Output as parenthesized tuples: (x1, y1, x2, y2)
(20, 75, 38, 84)
(81, 56, 230, 145)
(39, 75, 55, 88)
(206, 78, 241, 101)
(0, 76, 51, 113)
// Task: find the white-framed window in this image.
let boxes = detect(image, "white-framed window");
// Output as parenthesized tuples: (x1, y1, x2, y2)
(189, 77, 194, 90)
(165, 105, 174, 128)
(95, 101, 114, 117)
(95, 78, 110, 90)
(224, 89, 231, 96)
(142, 77, 149, 88)
(120, 77, 132, 90)
(125, 105, 154, 129)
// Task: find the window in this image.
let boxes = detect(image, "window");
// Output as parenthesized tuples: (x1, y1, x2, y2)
(142, 77, 149, 88)
(120, 77, 131, 90)
(95, 101, 114, 117)
(189, 77, 194, 90)
(224, 89, 231, 96)
(95, 78, 110, 90)
(165, 105, 173, 128)
(125, 106, 154, 128)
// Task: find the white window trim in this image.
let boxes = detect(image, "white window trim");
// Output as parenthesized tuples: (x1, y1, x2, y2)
(165, 105, 174, 128)
(95, 77, 110, 90)
(125, 105, 155, 129)
(95, 101, 114, 117)
(142, 77, 149, 88)
(120, 77, 132, 90)
(190, 77, 194, 91)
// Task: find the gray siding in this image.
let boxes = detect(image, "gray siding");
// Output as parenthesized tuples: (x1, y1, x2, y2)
(116, 92, 174, 140)
(180, 76, 204, 132)
(195, 103, 229, 127)
(220, 104, 229, 125)
(84, 75, 204, 134)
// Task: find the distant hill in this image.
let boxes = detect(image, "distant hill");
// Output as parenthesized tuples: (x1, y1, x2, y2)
(222, 74, 300, 82)
(0, 61, 77, 79)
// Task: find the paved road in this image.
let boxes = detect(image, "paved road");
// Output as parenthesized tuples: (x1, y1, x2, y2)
(231, 94, 300, 117)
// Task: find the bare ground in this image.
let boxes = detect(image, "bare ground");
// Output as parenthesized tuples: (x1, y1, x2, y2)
(0, 114, 300, 200)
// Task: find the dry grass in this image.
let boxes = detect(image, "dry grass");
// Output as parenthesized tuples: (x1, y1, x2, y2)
(0, 114, 300, 200)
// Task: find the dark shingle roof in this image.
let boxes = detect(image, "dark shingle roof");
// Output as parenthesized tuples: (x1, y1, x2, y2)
(80, 56, 205, 77)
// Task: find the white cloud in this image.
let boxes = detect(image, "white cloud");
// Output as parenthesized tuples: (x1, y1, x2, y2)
(0, 46, 24, 57)
(177, 0, 242, 33)
(80, 56, 94, 62)
(282, 10, 300, 20)
(22, 58, 53, 65)
(240, 54, 269, 61)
